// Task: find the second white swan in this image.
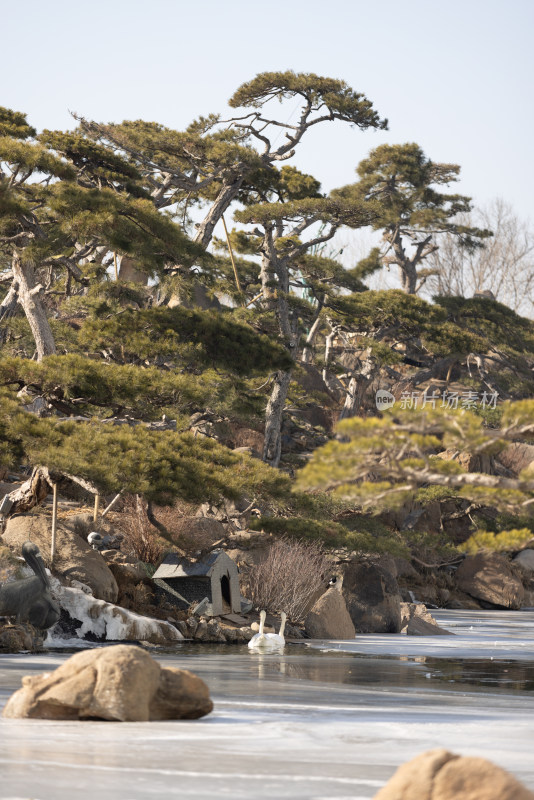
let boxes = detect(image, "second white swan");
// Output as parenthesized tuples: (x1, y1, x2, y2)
(248, 610, 286, 652)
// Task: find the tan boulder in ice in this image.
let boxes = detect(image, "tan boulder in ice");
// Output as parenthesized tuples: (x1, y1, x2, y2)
(373, 748, 534, 800)
(2, 644, 213, 721)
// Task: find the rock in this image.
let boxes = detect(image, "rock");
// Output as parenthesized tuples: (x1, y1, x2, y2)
(342, 559, 402, 633)
(3, 515, 118, 603)
(304, 588, 356, 639)
(445, 590, 482, 610)
(372, 748, 534, 800)
(400, 603, 454, 636)
(193, 619, 209, 640)
(2, 644, 213, 721)
(394, 558, 419, 579)
(174, 620, 189, 638)
(206, 619, 227, 643)
(514, 549, 534, 573)
(166, 516, 226, 552)
(0, 622, 41, 652)
(456, 552, 524, 609)
(436, 449, 493, 474)
(107, 560, 148, 589)
(496, 442, 534, 477)
(48, 578, 182, 645)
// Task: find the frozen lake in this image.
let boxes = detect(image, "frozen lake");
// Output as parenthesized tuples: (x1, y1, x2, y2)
(1, 609, 534, 800)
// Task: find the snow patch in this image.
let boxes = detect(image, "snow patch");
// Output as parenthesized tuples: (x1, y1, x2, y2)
(46, 576, 183, 646)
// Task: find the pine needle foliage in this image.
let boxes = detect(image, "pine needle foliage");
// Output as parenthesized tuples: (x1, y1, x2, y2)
(296, 401, 534, 515)
(78, 306, 293, 373)
(0, 391, 290, 505)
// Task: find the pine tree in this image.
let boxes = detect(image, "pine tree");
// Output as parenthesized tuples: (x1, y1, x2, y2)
(333, 143, 491, 294)
(0, 107, 201, 359)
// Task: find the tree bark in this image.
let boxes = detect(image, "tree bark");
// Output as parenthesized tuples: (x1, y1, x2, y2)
(0, 282, 18, 344)
(193, 180, 244, 249)
(339, 348, 375, 420)
(12, 253, 56, 360)
(400, 265, 418, 294)
(301, 303, 324, 364)
(262, 369, 292, 467)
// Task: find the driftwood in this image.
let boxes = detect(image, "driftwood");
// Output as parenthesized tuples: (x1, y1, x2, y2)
(0, 466, 53, 518)
(0, 466, 100, 521)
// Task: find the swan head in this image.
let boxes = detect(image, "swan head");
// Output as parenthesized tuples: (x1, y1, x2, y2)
(279, 611, 287, 637)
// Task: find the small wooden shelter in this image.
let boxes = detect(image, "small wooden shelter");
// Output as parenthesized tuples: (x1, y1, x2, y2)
(152, 550, 241, 616)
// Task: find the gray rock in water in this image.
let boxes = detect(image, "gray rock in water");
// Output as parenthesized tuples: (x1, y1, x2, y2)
(342, 559, 402, 633)
(304, 588, 356, 639)
(400, 602, 454, 636)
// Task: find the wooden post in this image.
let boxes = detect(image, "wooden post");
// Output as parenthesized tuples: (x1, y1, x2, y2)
(101, 491, 123, 519)
(93, 493, 100, 523)
(50, 483, 58, 566)
(222, 215, 243, 296)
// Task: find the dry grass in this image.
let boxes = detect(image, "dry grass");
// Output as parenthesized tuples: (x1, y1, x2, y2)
(115, 496, 165, 566)
(243, 537, 330, 622)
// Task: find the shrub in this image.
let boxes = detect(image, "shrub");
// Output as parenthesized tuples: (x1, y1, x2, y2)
(115, 496, 165, 566)
(459, 528, 534, 554)
(243, 537, 331, 622)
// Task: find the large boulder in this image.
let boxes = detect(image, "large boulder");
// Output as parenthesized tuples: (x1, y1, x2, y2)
(514, 549, 534, 574)
(496, 442, 534, 477)
(373, 748, 534, 800)
(3, 515, 118, 602)
(2, 644, 213, 721)
(304, 588, 356, 639)
(455, 552, 524, 609)
(342, 560, 402, 633)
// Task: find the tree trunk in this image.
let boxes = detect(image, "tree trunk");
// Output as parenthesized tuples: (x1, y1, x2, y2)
(0, 282, 18, 344)
(12, 253, 56, 360)
(339, 348, 375, 420)
(400, 264, 417, 294)
(194, 180, 244, 249)
(301, 304, 323, 364)
(262, 369, 292, 467)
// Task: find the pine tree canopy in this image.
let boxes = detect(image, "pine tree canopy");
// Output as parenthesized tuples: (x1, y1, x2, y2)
(0, 390, 290, 505)
(326, 290, 534, 366)
(0, 107, 37, 140)
(39, 130, 149, 198)
(228, 71, 388, 132)
(78, 305, 293, 373)
(332, 143, 493, 294)
(0, 106, 202, 281)
(296, 401, 534, 515)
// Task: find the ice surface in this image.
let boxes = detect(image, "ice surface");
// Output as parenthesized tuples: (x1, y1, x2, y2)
(0, 610, 533, 800)
(305, 609, 534, 661)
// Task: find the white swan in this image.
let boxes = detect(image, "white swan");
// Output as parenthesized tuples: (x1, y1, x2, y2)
(248, 611, 286, 652)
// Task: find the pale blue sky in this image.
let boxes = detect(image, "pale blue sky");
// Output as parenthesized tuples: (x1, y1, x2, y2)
(3, 0, 533, 221)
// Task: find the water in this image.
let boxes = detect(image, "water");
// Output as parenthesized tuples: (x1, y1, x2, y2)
(0, 610, 533, 800)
